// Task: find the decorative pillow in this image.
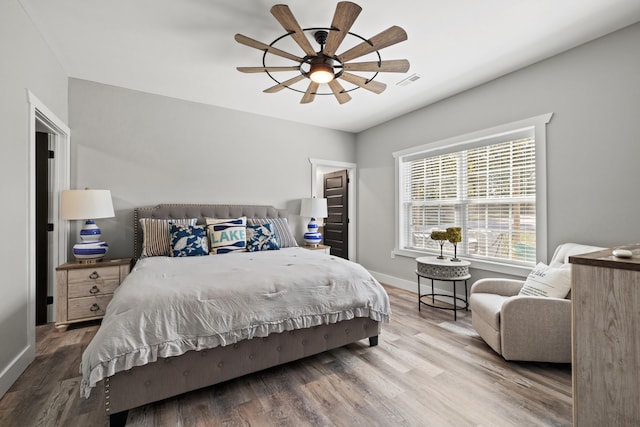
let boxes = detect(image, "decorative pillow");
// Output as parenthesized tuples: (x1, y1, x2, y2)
(518, 262, 572, 298)
(246, 223, 280, 252)
(206, 217, 247, 254)
(169, 224, 209, 257)
(247, 217, 298, 248)
(139, 218, 197, 257)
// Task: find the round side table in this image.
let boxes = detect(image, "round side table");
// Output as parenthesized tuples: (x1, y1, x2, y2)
(416, 256, 471, 321)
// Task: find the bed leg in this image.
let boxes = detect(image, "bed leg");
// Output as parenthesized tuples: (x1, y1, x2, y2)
(369, 336, 379, 347)
(109, 410, 128, 427)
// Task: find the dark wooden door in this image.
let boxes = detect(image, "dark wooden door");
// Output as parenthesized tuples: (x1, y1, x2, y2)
(323, 170, 348, 259)
(35, 131, 49, 325)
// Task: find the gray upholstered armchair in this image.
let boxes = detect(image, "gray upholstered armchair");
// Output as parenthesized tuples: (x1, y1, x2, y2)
(469, 243, 604, 363)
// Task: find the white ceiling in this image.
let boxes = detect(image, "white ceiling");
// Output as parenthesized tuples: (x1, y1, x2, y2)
(20, 0, 640, 133)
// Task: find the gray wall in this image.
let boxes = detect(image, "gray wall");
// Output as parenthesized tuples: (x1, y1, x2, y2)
(0, 0, 68, 396)
(356, 22, 640, 288)
(68, 79, 356, 259)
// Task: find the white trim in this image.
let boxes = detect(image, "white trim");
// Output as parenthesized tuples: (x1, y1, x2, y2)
(1, 91, 69, 397)
(393, 113, 553, 159)
(27, 90, 70, 325)
(309, 158, 357, 261)
(0, 345, 33, 398)
(393, 113, 553, 272)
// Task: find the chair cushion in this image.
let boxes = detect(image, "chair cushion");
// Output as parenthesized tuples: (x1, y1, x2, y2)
(469, 293, 510, 330)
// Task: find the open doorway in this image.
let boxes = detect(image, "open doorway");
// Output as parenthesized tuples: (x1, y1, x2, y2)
(28, 91, 70, 327)
(309, 159, 356, 261)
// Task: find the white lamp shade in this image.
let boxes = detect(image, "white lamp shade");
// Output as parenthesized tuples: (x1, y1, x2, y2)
(60, 189, 115, 220)
(300, 198, 328, 218)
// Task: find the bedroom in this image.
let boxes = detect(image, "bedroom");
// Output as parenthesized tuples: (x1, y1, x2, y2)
(1, 0, 640, 425)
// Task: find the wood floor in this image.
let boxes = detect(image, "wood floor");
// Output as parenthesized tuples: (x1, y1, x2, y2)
(0, 285, 572, 427)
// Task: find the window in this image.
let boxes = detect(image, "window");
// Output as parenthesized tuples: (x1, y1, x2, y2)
(394, 114, 552, 272)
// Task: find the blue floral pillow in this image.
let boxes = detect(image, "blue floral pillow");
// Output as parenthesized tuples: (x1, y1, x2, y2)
(246, 223, 280, 252)
(169, 224, 209, 257)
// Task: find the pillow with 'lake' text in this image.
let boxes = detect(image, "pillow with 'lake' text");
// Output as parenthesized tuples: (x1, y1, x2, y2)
(518, 262, 572, 299)
(206, 217, 247, 254)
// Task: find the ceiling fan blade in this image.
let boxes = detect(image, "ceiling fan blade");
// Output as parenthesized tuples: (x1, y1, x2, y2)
(323, 1, 362, 57)
(270, 4, 317, 57)
(339, 72, 386, 94)
(343, 59, 410, 73)
(301, 81, 319, 104)
(337, 26, 408, 63)
(235, 34, 303, 63)
(237, 66, 300, 73)
(264, 74, 307, 93)
(328, 79, 352, 104)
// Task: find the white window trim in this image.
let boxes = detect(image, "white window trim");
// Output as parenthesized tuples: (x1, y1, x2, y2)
(392, 113, 553, 277)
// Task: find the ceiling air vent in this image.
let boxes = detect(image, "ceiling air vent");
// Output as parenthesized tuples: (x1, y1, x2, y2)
(396, 73, 421, 87)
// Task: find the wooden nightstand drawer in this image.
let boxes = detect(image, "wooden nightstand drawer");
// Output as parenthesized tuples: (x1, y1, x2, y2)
(68, 280, 119, 299)
(67, 295, 113, 320)
(68, 265, 120, 287)
(55, 258, 132, 330)
(68, 267, 120, 298)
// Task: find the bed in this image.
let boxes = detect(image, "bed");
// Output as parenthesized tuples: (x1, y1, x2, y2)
(79, 204, 390, 426)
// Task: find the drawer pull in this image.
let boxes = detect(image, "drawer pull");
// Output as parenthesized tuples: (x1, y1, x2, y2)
(89, 285, 100, 294)
(89, 271, 100, 280)
(90, 304, 100, 312)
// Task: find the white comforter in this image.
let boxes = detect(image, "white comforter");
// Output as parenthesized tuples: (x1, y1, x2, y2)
(80, 247, 390, 397)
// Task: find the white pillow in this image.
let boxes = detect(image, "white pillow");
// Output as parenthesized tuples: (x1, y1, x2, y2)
(206, 217, 247, 254)
(518, 262, 572, 298)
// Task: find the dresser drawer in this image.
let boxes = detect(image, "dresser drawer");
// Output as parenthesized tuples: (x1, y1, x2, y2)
(67, 295, 113, 321)
(68, 279, 119, 298)
(68, 265, 120, 287)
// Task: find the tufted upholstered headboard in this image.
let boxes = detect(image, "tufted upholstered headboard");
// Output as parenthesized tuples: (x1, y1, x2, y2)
(133, 204, 288, 259)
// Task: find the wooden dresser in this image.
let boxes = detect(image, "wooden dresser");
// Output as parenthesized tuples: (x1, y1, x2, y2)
(569, 246, 640, 426)
(55, 258, 132, 331)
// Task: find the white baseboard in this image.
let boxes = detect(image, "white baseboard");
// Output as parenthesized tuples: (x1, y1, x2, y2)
(369, 270, 469, 307)
(0, 344, 34, 398)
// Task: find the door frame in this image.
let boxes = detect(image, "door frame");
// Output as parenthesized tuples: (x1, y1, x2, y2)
(309, 158, 356, 261)
(27, 90, 70, 331)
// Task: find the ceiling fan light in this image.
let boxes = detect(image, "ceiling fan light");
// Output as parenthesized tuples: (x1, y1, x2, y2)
(309, 63, 334, 83)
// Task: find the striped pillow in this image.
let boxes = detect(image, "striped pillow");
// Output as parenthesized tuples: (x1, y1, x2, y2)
(247, 217, 298, 248)
(139, 218, 197, 257)
(206, 217, 247, 254)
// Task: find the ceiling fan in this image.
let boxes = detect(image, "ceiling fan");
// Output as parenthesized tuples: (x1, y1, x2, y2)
(235, 1, 410, 105)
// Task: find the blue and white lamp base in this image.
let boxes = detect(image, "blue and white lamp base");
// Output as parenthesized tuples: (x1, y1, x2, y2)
(303, 217, 323, 246)
(73, 219, 108, 263)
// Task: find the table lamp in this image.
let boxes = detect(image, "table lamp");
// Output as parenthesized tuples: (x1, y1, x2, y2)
(300, 197, 328, 246)
(60, 189, 115, 263)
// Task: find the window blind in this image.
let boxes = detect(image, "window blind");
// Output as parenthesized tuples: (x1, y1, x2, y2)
(400, 134, 537, 264)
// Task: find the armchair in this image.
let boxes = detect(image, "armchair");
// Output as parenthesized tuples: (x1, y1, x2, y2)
(469, 243, 604, 363)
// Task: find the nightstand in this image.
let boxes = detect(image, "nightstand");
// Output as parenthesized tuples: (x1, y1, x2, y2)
(303, 244, 331, 255)
(55, 258, 132, 331)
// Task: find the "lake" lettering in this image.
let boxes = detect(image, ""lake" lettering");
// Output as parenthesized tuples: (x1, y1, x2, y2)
(212, 229, 246, 243)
